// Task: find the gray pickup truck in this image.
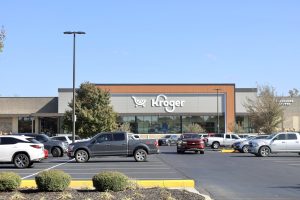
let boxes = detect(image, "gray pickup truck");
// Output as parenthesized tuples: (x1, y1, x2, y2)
(67, 132, 159, 162)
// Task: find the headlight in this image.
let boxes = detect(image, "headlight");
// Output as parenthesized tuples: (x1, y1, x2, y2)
(182, 141, 187, 144)
(177, 140, 182, 144)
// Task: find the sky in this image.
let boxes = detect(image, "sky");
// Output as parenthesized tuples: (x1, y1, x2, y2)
(0, 1, 299, 97)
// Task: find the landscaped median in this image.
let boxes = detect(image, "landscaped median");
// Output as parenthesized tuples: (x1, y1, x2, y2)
(0, 170, 204, 200)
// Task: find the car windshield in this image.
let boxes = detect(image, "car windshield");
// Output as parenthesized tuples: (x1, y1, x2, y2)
(182, 134, 200, 139)
(164, 135, 171, 138)
(266, 133, 277, 139)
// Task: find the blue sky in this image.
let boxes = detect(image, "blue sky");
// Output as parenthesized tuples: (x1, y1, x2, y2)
(0, 1, 299, 97)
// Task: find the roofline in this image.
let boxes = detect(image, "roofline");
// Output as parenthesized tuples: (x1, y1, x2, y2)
(235, 88, 257, 92)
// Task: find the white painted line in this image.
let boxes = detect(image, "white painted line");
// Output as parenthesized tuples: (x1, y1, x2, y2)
(51, 168, 171, 170)
(21, 158, 75, 180)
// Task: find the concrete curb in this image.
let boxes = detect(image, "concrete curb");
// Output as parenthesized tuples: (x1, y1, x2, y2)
(220, 149, 236, 153)
(21, 179, 195, 189)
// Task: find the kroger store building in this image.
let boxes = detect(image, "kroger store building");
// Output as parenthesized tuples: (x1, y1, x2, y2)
(0, 84, 299, 135)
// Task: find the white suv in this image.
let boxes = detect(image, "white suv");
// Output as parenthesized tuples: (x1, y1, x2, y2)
(0, 135, 45, 168)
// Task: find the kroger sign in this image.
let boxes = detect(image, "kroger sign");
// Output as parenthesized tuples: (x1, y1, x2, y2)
(131, 94, 185, 113)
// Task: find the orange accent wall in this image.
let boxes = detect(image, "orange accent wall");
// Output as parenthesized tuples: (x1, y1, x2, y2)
(95, 84, 235, 132)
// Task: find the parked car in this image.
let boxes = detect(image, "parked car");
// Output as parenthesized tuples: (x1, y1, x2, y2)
(44, 149, 49, 159)
(0, 135, 45, 168)
(68, 132, 159, 162)
(177, 133, 205, 154)
(16, 133, 68, 157)
(233, 135, 268, 153)
(51, 135, 82, 144)
(249, 132, 300, 157)
(207, 133, 245, 149)
(158, 134, 179, 146)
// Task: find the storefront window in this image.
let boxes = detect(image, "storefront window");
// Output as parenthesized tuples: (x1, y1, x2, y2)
(40, 117, 58, 136)
(18, 117, 32, 133)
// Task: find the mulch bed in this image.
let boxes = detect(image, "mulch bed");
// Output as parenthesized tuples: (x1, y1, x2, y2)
(0, 188, 205, 200)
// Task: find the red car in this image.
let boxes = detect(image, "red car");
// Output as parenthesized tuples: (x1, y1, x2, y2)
(44, 149, 49, 159)
(177, 133, 205, 154)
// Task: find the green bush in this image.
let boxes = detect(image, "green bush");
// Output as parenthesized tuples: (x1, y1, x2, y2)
(35, 170, 71, 191)
(0, 172, 21, 191)
(92, 171, 129, 192)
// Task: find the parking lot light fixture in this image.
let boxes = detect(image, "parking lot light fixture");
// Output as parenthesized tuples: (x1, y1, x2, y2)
(64, 31, 86, 143)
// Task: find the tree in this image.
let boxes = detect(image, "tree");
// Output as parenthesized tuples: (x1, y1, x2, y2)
(288, 88, 299, 97)
(183, 123, 205, 133)
(243, 85, 284, 134)
(0, 26, 5, 52)
(63, 82, 117, 138)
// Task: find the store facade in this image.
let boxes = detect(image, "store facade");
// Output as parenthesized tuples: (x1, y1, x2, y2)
(59, 84, 257, 134)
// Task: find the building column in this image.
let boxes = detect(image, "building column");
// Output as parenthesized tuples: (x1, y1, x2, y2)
(12, 117, 18, 133)
(35, 117, 39, 134)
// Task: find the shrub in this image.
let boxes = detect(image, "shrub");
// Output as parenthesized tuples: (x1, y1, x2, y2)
(92, 171, 129, 192)
(0, 172, 21, 191)
(35, 170, 71, 191)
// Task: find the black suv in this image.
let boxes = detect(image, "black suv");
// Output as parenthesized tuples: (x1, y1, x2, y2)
(16, 133, 68, 157)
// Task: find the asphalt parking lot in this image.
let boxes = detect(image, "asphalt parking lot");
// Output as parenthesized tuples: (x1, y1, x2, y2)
(1, 147, 300, 200)
(0, 152, 188, 180)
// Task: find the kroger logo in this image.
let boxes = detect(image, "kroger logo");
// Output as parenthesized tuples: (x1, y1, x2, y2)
(132, 94, 185, 113)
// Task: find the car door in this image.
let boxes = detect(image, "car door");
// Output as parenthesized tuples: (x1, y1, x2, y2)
(285, 133, 300, 151)
(224, 134, 233, 146)
(0, 137, 19, 161)
(111, 133, 127, 155)
(270, 134, 287, 152)
(89, 133, 113, 156)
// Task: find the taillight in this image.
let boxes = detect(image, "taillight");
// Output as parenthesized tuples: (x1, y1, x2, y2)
(30, 145, 41, 149)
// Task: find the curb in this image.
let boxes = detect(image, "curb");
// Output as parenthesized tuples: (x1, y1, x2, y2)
(21, 179, 195, 189)
(220, 149, 236, 153)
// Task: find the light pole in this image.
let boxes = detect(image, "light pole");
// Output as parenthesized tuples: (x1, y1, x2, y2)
(64, 31, 86, 143)
(214, 88, 221, 134)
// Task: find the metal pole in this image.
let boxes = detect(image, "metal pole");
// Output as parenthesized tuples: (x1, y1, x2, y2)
(72, 33, 76, 144)
(217, 89, 219, 134)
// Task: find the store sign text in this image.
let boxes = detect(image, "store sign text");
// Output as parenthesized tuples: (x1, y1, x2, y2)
(131, 94, 185, 113)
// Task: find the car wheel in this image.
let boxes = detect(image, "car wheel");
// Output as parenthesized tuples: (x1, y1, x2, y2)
(212, 142, 220, 149)
(258, 146, 270, 157)
(51, 147, 62, 157)
(242, 145, 249, 153)
(14, 153, 30, 168)
(75, 150, 89, 163)
(195, 150, 199, 154)
(200, 150, 205, 154)
(134, 149, 147, 162)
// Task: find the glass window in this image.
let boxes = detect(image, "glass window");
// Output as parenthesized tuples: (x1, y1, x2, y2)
(18, 117, 32, 133)
(287, 134, 297, 140)
(232, 135, 239, 139)
(96, 133, 112, 143)
(113, 133, 125, 141)
(276, 134, 286, 140)
(226, 135, 231, 139)
(36, 135, 49, 142)
(0, 137, 22, 145)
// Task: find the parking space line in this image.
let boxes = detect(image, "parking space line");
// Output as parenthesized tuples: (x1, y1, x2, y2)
(21, 158, 75, 180)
